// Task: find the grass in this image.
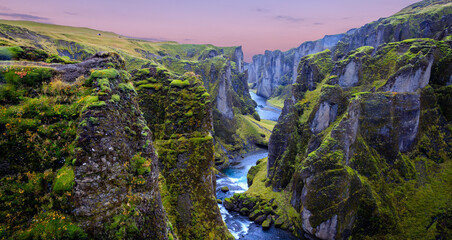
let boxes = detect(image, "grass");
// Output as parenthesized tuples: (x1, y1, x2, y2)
(243, 115, 277, 132)
(393, 160, 452, 239)
(0, 20, 241, 71)
(245, 158, 300, 221)
(236, 114, 271, 145)
(267, 97, 285, 109)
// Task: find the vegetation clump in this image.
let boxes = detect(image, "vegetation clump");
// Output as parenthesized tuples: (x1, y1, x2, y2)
(169, 79, 190, 88)
(53, 165, 75, 194)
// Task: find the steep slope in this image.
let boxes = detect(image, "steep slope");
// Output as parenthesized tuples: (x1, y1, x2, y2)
(260, 38, 451, 239)
(156, 48, 261, 167)
(250, 0, 452, 99)
(131, 68, 233, 239)
(0, 52, 174, 239)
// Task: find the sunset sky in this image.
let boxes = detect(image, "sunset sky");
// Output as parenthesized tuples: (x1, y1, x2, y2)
(0, 0, 421, 61)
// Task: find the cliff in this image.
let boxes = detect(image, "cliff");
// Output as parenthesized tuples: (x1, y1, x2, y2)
(268, 38, 452, 239)
(0, 52, 173, 239)
(156, 46, 261, 167)
(131, 69, 232, 239)
(249, 0, 452, 99)
(225, 37, 452, 240)
(248, 34, 345, 98)
(223, 2, 452, 239)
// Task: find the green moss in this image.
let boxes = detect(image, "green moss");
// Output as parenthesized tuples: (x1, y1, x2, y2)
(262, 219, 271, 228)
(90, 68, 119, 79)
(81, 95, 103, 111)
(111, 94, 121, 102)
(137, 83, 163, 91)
(135, 80, 149, 85)
(88, 100, 106, 109)
(118, 82, 137, 94)
(107, 204, 139, 240)
(130, 152, 152, 176)
(169, 79, 190, 88)
(89, 117, 99, 125)
(137, 68, 150, 75)
(184, 110, 193, 117)
(79, 119, 88, 127)
(53, 165, 75, 194)
(17, 211, 87, 240)
(97, 78, 111, 92)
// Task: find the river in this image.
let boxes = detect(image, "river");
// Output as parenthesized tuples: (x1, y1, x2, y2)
(249, 92, 282, 122)
(215, 93, 298, 239)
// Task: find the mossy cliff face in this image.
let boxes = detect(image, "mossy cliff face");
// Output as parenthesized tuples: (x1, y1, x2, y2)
(0, 65, 88, 239)
(265, 38, 452, 239)
(156, 47, 259, 168)
(0, 52, 171, 239)
(267, 98, 299, 191)
(73, 60, 169, 239)
(249, 0, 452, 99)
(132, 69, 232, 239)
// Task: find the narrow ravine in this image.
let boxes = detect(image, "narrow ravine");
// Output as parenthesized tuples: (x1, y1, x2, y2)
(216, 93, 297, 239)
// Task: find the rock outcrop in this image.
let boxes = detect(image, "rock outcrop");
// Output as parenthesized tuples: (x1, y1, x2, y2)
(156, 45, 260, 168)
(267, 37, 452, 239)
(73, 55, 169, 239)
(0, 53, 174, 239)
(216, 61, 234, 120)
(132, 69, 233, 239)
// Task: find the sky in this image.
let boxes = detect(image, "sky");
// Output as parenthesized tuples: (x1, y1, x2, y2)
(0, 0, 421, 61)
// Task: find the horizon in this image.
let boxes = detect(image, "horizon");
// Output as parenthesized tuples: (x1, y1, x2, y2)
(0, 0, 421, 61)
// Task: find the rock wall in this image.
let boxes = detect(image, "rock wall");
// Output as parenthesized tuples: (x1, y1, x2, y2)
(159, 46, 259, 167)
(74, 55, 169, 239)
(248, 34, 344, 98)
(0, 52, 174, 239)
(132, 69, 233, 239)
(268, 38, 452, 239)
(249, 0, 452, 99)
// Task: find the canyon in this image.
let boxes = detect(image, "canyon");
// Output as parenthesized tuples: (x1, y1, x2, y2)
(0, 0, 451, 239)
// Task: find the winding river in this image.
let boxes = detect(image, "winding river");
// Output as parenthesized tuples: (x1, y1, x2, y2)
(249, 92, 282, 122)
(215, 93, 298, 239)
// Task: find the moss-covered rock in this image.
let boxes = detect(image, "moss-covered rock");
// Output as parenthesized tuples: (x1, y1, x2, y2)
(133, 68, 231, 239)
(53, 165, 75, 194)
(221, 186, 229, 192)
(72, 57, 169, 239)
(262, 217, 272, 229)
(263, 37, 452, 239)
